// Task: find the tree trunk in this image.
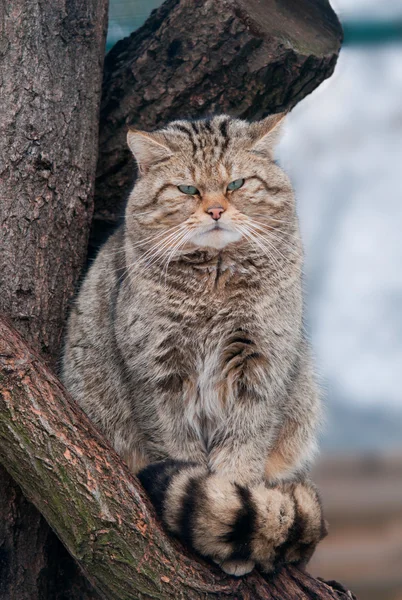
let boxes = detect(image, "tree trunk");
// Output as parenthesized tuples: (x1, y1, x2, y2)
(0, 0, 108, 362)
(0, 317, 356, 600)
(0, 0, 108, 597)
(93, 0, 342, 249)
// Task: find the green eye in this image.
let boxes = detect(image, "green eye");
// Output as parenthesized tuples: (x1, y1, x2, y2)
(227, 178, 245, 191)
(178, 185, 199, 195)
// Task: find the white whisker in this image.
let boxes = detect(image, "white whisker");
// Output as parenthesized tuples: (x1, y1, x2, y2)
(247, 224, 293, 265)
(235, 223, 282, 272)
(239, 221, 301, 273)
(102, 223, 186, 259)
(161, 229, 195, 285)
(248, 219, 300, 253)
(117, 226, 188, 283)
(131, 210, 157, 217)
(250, 214, 294, 225)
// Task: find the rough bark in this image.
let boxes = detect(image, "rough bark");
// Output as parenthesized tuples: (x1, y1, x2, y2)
(0, 465, 98, 600)
(0, 317, 356, 600)
(94, 0, 343, 246)
(0, 1, 108, 598)
(0, 0, 108, 362)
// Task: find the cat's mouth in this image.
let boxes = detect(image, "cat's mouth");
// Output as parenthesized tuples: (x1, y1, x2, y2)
(189, 223, 242, 249)
(206, 221, 232, 232)
(211, 223, 225, 231)
(197, 223, 230, 236)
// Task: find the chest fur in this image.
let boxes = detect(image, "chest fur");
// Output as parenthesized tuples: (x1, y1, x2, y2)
(182, 328, 268, 442)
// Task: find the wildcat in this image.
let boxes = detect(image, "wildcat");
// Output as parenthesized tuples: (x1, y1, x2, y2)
(62, 113, 326, 576)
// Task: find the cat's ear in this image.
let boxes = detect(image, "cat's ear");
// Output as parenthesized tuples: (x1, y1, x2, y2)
(249, 113, 287, 156)
(127, 129, 173, 174)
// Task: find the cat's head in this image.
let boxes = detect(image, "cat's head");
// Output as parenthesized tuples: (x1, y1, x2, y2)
(125, 114, 295, 258)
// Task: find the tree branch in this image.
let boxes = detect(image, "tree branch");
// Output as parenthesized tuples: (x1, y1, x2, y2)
(0, 316, 354, 600)
(94, 0, 343, 236)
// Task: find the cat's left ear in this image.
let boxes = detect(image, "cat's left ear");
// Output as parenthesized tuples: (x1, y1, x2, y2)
(249, 112, 287, 156)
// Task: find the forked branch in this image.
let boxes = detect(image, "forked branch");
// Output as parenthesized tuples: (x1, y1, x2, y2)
(0, 317, 353, 600)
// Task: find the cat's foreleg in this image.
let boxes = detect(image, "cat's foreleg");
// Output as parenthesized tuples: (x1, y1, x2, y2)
(262, 363, 327, 568)
(204, 361, 325, 572)
(206, 430, 326, 574)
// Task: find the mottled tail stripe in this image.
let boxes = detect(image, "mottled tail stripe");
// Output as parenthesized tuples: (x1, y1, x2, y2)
(138, 460, 327, 571)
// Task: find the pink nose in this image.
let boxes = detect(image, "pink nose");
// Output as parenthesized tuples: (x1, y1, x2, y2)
(207, 207, 224, 221)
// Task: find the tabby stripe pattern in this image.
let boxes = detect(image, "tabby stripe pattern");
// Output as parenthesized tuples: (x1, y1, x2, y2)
(138, 460, 326, 571)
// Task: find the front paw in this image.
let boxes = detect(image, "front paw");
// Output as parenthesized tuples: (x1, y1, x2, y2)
(219, 559, 255, 576)
(274, 480, 328, 569)
(247, 484, 297, 572)
(192, 479, 296, 574)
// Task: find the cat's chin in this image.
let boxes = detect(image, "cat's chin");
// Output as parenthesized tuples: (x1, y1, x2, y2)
(189, 227, 242, 250)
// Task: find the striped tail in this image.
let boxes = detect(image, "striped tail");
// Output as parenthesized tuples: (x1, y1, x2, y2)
(138, 460, 327, 576)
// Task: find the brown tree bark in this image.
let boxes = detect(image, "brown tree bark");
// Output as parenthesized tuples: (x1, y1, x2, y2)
(0, 0, 108, 598)
(0, 0, 108, 362)
(0, 464, 98, 600)
(0, 317, 356, 600)
(94, 0, 342, 244)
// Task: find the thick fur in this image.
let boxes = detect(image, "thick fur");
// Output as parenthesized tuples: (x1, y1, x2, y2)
(62, 115, 326, 575)
(138, 461, 326, 574)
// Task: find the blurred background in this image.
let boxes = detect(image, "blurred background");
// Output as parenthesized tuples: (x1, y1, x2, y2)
(278, 2, 402, 598)
(107, 1, 402, 598)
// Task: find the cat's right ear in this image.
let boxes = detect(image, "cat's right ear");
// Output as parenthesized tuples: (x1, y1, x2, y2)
(127, 129, 173, 175)
(249, 113, 287, 157)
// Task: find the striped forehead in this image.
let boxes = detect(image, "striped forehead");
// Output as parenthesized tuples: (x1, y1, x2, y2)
(169, 117, 237, 168)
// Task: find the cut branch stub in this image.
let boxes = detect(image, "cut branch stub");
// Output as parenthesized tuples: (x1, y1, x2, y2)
(95, 0, 342, 230)
(0, 316, 354, 600)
